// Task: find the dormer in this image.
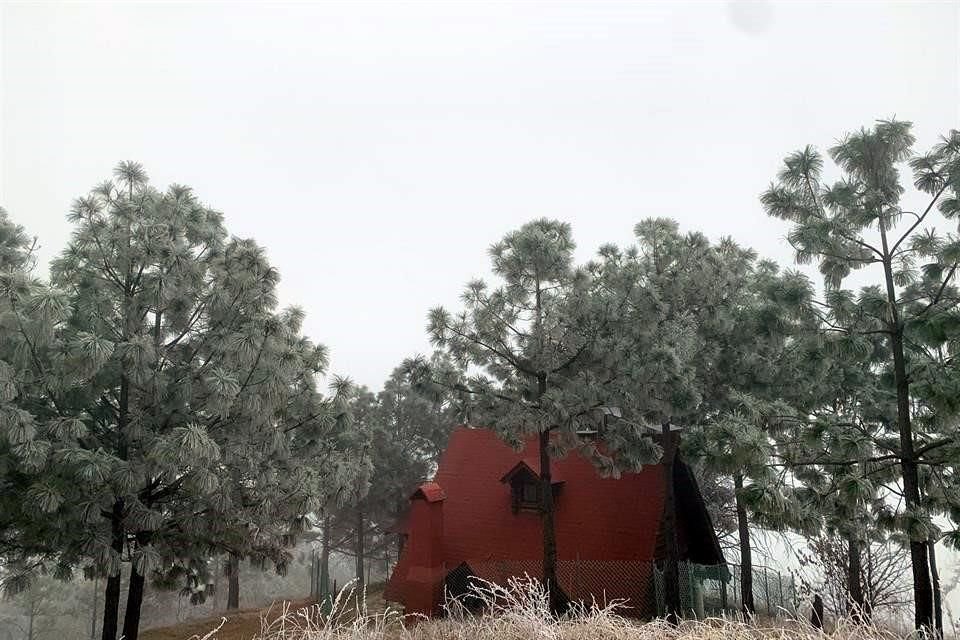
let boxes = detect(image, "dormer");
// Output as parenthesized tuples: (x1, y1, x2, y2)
(499, 459, 564, 514)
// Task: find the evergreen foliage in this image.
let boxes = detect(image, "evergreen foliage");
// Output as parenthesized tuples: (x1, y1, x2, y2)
(762, 121, 960, 632)
(0, 165, 365, 640)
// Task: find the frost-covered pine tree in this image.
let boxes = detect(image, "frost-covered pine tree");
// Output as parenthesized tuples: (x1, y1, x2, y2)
(353, 361, 461, 588)
(763, 122, 960, 632)
(1, 164, 362, 640)
(613, 219, 817, 616)
(424, 219, 683, 613)
(0, 207, 69, 569)
(777, 329, 893, 622)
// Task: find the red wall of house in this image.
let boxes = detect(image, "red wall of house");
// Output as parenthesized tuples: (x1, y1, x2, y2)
(391, 495, 446, 615)
(433, 427, 666, 564)
(386, 426, 671, 615)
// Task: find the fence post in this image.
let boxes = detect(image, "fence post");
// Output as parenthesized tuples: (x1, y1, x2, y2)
(720, 574, 728, 612)
(763, 570, 770, 615)
(729, 565, 738, 612)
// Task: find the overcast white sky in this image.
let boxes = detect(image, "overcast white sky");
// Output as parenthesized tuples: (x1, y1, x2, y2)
(2, 1, 958, 391)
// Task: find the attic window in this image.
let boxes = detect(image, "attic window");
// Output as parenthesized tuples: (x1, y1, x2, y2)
(512, 478, 541, 512)
(501, 460, 563, 514)
(513, 478, 540, 509)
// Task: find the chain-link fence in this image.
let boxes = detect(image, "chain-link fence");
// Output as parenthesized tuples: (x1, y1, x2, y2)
(721, 562, 796, 617)
(445, 559, 659, 617)
(443, 559, 795, 620)
(653, 562, 795, 618)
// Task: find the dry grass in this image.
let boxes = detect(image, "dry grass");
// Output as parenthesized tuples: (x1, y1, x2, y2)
(158, 577, 910, 640)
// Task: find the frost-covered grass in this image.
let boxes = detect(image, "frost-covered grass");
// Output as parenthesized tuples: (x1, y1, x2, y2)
(189, 576, 907, 640)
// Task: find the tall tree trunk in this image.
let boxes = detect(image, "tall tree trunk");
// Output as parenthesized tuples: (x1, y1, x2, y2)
(104, 285, 131, 640)
(863, 543, 874, 621)
(101, 572, 122, 640)
(90, 576, 99, 640)
(532, 279, 561, 615)
(211, 563, 220, 613)
(27, 597, 35, 640)
(121, 563, 146, 640)
(661, 424, 681, 624)
(733, 474, 755, 616)
(226, 554, 240, 610)
(878, 226, 934, 632)
(929, 539, 943, 639)
(320, 515, 331, 598)
(897, 384, 934, 631)
(538, 427, 562, 614)
(847, 534, 864, 622)
(355, 506, 365, 591)
(101, 502, 124, 640)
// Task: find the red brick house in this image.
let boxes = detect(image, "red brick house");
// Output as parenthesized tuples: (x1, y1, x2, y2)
(384, 426, 725, 617)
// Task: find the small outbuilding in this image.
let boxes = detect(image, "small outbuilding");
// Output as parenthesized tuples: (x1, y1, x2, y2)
(385, 426, 726, 618)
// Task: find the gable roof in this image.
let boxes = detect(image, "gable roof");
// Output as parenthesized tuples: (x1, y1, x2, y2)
(499, 458, 566, 484)
(672, 458, 725, 566)
(411, 481, 446, 503)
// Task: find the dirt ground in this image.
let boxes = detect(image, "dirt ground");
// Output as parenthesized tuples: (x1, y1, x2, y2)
(139, 586, 388, 640)
(139, 598, 317, 640)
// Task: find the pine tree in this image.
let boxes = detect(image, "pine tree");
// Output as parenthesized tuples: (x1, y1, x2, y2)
(0, 206, 76, 576)
(781, 331, 894, 622)
(0, 164, 362, 640)
(762, 121, 960, 631)
(628, 220, 817, 616)
(322, 361, 461, 595)
(424, 219, 686, 613)
(359, 363, 460, 579)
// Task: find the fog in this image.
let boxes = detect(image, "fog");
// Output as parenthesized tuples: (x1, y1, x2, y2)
(2, 1, 959, 636)
(3, 1, 957, 389)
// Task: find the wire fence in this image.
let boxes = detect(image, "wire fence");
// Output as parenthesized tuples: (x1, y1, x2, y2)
(444, 559, 795, 620)
(721, 562, 797, 617)
(652, 562, 795, 618)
